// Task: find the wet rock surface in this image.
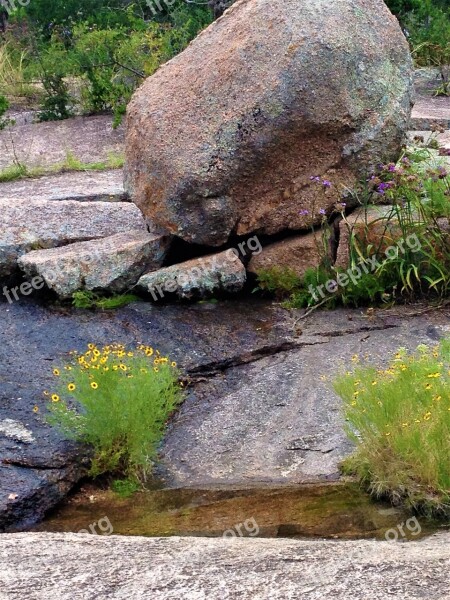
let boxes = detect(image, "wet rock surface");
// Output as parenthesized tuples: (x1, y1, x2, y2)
(1, 532, 449, 599)
(1, 299, 450, 530)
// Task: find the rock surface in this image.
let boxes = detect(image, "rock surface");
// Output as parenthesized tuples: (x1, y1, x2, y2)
(334, 205, 397, 268)
(18, 231, 170, 298)
(0, 199, 147, 277)
(247, 232, 326, 278)
(125, 0, 413, 245)
(138, 250, 246, 300)
(0, 532, 449, 599)
(2, 298, 449, 530)
(0, 169, 125, 203)
(0, 115, 123, 171)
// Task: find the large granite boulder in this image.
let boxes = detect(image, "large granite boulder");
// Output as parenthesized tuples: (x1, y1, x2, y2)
(125, 0, 413, 246)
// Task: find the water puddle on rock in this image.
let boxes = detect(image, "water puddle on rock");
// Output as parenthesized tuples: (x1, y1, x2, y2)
(31, 482, 446, 541)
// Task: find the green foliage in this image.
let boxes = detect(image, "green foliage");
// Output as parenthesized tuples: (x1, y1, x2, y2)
(255, 266, 302, 299)
(111, 478, 140, 497)
(72, 290, 140, 310)
(256, 150, 450, 310)
(11, 1, 213, 124)
(386, 0, 450, 92)
(39, 73, 73, 121)
(333, 340, 450, 517)
(0, 94, 9, 129)
(46, 343, 184, 483)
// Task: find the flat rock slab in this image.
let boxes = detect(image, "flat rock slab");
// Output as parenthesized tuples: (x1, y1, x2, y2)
(18, 231, 170, 298)
(411, 96, 450, 130)
(0, 532, 449, 599)
(158, 309, 450, 486)
(0, 169, 125, 202)
(138, 250, 246, 300)
(1, 299, 450, 530)
(0, 199, 146, 277)
(0, 115, 124, 171)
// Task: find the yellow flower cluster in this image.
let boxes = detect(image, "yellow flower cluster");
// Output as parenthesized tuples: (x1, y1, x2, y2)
(45, 342, 178, 406)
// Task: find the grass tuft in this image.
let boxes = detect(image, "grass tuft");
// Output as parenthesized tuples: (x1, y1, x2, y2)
(46, 343, 184, 485)
(333, 340, 450, 517)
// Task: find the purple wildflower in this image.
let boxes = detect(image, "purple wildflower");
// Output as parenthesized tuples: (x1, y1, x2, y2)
(322, 180, 332, 188)
(388, 164, 396, 173)
(309, 176, 321, 183)
(319, 208, 326, 215)
(376, 182, 391, 195)
(299, 209, 309, 216)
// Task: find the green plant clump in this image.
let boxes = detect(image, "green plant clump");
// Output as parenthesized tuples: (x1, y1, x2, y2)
(256, 150, 450, 310)
(333, 340, 450, 517)
(71, 290, 140, 310)
(46, 343, 184, 484)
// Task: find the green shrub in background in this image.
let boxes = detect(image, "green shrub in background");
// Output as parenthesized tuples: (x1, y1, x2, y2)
(46, 343, 184, 485)
(334, 340, 450, 517)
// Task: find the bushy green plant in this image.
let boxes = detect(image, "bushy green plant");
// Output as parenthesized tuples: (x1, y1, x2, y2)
(46, 343, 184, 484)
(333, 339, 450, 517)
(256, 150, 450, 310)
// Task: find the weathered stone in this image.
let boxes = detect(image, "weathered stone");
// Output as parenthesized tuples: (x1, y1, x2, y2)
(158, 312, 450, 487)
(0, 169, 126, 203)
(0, 199, 147, 277)
(247, 232, 326, 278)
(412, 67, 450, 130)
(334, 205, 450, 269)
(1, 532, 449, 599)
(137, 250, 246, 300)
(18, 231, 170, 298)
(125, 0, 413, 246)
(334, 206, 403, 269)
(0, 115, 123, 171)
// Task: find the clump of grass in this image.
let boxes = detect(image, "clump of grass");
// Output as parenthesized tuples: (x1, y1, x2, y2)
(72, 290, 140, 310)
(333, 340, 450, 517)
(46, 343, 184, 485)
(0, 150, 125, 184)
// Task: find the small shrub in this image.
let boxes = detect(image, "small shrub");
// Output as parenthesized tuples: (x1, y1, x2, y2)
(46, 343, 184, 484)
(333, 340, 450, 517)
